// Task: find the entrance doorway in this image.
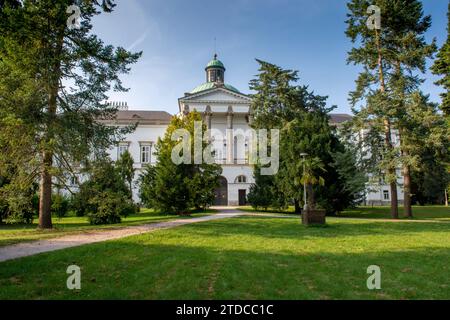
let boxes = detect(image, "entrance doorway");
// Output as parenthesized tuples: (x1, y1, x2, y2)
(214, 177, 228, 206)
(238, 190, 247, 206)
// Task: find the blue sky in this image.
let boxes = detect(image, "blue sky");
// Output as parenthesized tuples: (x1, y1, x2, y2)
(92, 0, 448, 115)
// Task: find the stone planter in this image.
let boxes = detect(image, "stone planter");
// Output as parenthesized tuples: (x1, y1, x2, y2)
(302, 209, 326, 226)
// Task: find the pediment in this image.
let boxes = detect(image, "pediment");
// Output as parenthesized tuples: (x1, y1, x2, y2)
(179, 87, 251, 104)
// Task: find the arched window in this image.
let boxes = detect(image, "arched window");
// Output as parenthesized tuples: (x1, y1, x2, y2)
(235, 175, 247, 183)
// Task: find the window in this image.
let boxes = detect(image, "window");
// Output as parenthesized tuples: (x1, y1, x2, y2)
(70, 176, 77, 186)
(383, 190, 390, 200)
(141, 144, 152, 164)
(118, 144, 129, 158)
(235, 175, 247, 183)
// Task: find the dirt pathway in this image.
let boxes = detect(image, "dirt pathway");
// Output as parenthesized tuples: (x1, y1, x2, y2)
(0, 209, 242, 263)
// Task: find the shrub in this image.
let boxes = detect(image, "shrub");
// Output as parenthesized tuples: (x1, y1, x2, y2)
(3, 194, 34, 224)
(87, 191, 135, 225)
(51, 194, 70, 218)
(139, 112, 222, 214)
(71, 187, 93, 217)
(72, 157, 134, 222)
(0, 176, 36, 224)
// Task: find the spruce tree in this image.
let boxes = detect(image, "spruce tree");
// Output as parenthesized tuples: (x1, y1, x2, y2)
(250, 60, 360, 214)
(147, 111, 222, 214)
(431, 1, 450, 116)
(116, 150, 135, 200)
(384, 0, 436, 218)
(346, 0, 436, 218)
(0, 1, 141, 228)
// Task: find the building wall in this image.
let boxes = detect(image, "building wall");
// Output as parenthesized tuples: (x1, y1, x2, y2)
(95, 114, 255, 205)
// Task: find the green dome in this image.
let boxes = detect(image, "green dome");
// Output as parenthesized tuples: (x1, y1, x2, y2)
(190, 82, 241, 94)
(206, 55, 225, 70)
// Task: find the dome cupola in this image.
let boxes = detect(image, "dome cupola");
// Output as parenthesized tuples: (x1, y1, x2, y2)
(206, 54, 225, 83)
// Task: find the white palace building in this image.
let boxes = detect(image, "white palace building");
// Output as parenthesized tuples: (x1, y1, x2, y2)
(80, 55, 404, 206)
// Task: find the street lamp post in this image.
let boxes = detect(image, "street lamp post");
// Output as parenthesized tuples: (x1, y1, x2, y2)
(300, 153, 308, 213)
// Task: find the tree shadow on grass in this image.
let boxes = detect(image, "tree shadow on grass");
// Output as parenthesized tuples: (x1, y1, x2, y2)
(0, 239, 448, 300)
(180, 216, 450, 240)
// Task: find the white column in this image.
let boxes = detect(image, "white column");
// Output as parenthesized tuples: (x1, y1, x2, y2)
(226, 106, 234, 164)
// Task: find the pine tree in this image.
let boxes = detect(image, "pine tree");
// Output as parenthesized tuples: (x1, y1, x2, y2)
(431, 1, 450, 116)
(247, 164, 281, 211)
(145, 111, 222, 214)
(346, 0, 436, 218)
(139, 165, 156, 208)
(0, 1, 141, 228)
(250, 60, 360, 214)
(384, 0, 436, 218)
(116, 150, 135, 200)
(401, 92, 450, 205)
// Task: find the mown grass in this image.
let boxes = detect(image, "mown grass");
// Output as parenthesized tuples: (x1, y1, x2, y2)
(0, 209, 214, 247)
(0, 215, 449, 300)
(338, 206, 450, 221)
(239, 205, 450, 221)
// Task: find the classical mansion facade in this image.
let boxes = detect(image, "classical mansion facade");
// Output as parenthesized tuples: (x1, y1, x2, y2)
(68, 55, 404, 206)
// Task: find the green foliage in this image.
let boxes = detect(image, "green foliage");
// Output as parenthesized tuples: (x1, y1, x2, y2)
(139, 165, 157, 208)
(411, 147, 450, 205)
(116, 150, 135, 199)
(88, 191, 133, 225)
(316, 136, 367, 214)
(249, 60, 362, 214)
(0, 0, 141, 228)
(247, 165, 285, 211)
(331, 147, 367, 205)
(189, 164, 222, 210)
(0, 172, 36, 224)
(345, 0, 440, 218)
(249, 59, 332, 129)
(431, 2, 450, 115)
(139, 112, 222, 214)
(51, 194, 70, 218)
(72, 157, 135, 224)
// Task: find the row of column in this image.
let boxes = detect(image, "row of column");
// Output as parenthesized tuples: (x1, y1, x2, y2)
(184, 105, 254, 164)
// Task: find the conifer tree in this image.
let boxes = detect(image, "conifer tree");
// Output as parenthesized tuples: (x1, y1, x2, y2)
(143, 112, 222, 214)
(431, 1, 450, 116)
(0, 1, 141, 228)
(116, 150, 135, 200)
(346, 0, 437, 218)
(250, 60, 361, 214)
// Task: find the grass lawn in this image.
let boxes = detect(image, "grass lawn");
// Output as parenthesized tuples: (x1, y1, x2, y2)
(0, 209, 214, 247)
(239, 205, 450, 221)
(0, 215, 449, 299)
(338, 206, 450, 221)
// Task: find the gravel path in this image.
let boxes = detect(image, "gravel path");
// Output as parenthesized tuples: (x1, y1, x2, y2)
(0, 209, 242, 263)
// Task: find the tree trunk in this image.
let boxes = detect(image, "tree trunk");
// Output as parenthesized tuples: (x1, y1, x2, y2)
(307, 184, 315, 209)
(403, 164, 412, 218)
(38, 81, 59, 229)
(386, 124, 399, 220)
(37, 26, 64, 229)
(39, 151, 53, 229)
(394, 61, 412, 219)
(294, 199, 301, 214)
(389, 179, 399, 219)
(375, 28, 399, 219)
